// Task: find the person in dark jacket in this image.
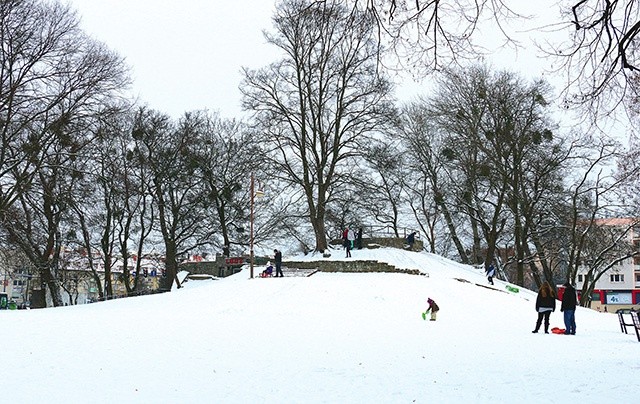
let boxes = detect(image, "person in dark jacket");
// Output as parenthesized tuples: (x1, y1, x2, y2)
(342, 228, 350, 257)
(532, 281, 556, 334)
(406, 232, 416, 250)
(486, 263, 496, 285)
(273, 249, 283, 277)
(425, 297, 440, 321)
(561, 282, 577, 335)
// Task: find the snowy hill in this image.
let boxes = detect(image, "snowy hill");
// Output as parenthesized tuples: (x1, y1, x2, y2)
(2, 247, 638, 403)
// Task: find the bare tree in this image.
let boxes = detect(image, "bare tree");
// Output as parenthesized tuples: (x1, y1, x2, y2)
(555, 136, 640, 305)
(398, 100, 465, 258)
(359, 140, 408, 238)
(132, 108, 215, 291)
(423, 65, 564, 286)
(241, 0, 396, 252)
(548, 0, 640, 115)
(0, 0, 129, 306)
(66, 109, 155, 300)
(0, 0, 129, 212)
(572, 218, 639, 307)
(112, 114, 156, 297)
(350, 0, 519, 73)
(187, 111, 268, 256)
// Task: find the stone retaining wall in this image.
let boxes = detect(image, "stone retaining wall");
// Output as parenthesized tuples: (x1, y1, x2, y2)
(330, 237, 423, 252)
(283, 259, 426, 276)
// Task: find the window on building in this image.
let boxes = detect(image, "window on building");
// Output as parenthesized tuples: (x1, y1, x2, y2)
(577, 274, 584, 282)
(636, 273, 640, 283)
(610, 274, 624, 283)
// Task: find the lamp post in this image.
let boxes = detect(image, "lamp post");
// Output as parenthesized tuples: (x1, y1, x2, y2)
(249, 173, 264, 279)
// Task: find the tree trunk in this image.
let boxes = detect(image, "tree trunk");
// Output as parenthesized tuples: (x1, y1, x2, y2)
(161, 240, 180, 291)
(312, 215, 328, 253)
(41, 263, 63, 307)
(435, 195, 469, 263)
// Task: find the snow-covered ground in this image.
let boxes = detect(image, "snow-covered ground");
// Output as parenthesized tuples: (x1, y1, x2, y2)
(2, 247, 638, 403)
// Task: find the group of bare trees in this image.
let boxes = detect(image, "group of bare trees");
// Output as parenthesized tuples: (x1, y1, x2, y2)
(0, 0, 129, 306)
(393, 66, 640, 304)
(2, 0, 639, 307)
(240, 1, 640, 305)
(0, 1, 278, 306)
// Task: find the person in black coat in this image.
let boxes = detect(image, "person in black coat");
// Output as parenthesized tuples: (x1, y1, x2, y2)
(561, 282, 577, 335)
(532, 281, 556, 334)
(273, 249, 283, 277)
(406, 232, 416, 250)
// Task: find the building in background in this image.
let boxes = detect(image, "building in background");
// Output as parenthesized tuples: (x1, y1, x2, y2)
(573, 218, 640, 311)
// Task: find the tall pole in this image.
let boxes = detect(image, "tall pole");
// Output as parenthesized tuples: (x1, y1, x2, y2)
(250, 173, 255, 279)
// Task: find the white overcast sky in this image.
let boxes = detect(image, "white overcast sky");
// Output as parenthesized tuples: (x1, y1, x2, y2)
(66, 0, 278, 119)
(65, 0, 565, 121)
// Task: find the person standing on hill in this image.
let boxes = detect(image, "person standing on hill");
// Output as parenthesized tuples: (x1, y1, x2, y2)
(561, 282, 577, 335)
(532, 281, 556, 334)
(486, 263, 496, 285)
(345, 237, 352, 258)
(347, 228, 356, 250)
(356, 227, 363, 249)
(406, 232, 416, 250)
(273, 249, 283, 277)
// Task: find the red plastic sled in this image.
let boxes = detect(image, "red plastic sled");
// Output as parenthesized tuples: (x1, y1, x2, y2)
(551, 327, 566, 334)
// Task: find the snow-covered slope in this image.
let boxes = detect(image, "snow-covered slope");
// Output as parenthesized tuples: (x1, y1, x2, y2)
(2, 247, 637, 403)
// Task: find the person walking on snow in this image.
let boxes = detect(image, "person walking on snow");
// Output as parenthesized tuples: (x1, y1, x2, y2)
(561, 282, 577, 335)
(532, 281, 556, 334)
(424, 298, 439, 321)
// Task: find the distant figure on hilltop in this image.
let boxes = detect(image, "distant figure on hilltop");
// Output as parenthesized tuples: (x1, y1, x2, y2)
(532, 281, 556, 334)
(356, 227, 363, 249)
(343, 227, 351, 258)
(406, 232, 417, 250)
(347, 227, 356, 249)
